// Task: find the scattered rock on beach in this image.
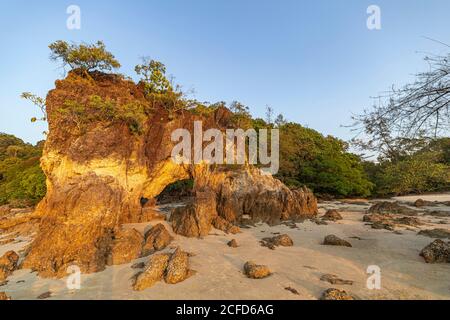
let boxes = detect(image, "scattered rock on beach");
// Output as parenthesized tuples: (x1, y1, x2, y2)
(320, 274, 354, 285)
(213, 217, 241, 234)
(165, 248, 191, 284)
(420, 239, 450, 263)
(142, 223, 173, 256)
(320, 288, 355, 300)
(260, 234, 293, 249)
(37, 291, 52, 299)
(243, 261, 271, 279)
(285, 287, 300, 295)
(0, 292, 11, 300)
(322, 209, 343, 222)
(368, 201, 418, 216)
(323, 235, 352, 247)
(133, 254, 170, 291)
(0, 251, 19, 282)
(227, 239, 238, 248)
(418, 228, 450, 239)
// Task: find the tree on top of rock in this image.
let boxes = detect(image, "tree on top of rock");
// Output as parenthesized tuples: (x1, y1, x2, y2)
(49, 40, 121, 73)
(135, 58, 173, 95)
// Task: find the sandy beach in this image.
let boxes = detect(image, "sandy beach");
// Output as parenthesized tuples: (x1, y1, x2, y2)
(1, 193, 449, 300)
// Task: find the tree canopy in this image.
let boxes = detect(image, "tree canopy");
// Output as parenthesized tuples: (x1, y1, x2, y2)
(49, 40, 121, 73)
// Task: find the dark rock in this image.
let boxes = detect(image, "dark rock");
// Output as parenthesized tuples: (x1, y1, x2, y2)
(323, 235, 352, 247)
(243, 261, 271, 279)
(227, 239, 238, 248)
(285, 287, 300, 295)
(0, 251, 19, 282)
(322, 209, 343, 222)
(37, 291, 52, 299)
(261, 234, 293, 249)
(418, 229, 450, 239)
(320, 274, 354, 285)
(368, 201, 418, 216)
(420, 239, 450, 263)
(320, 288, 354, 300)
(131, 262, 146, 269)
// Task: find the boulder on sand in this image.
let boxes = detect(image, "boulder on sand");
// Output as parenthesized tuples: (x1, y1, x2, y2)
(0, 251, 19, 282)
(243, 261, 271, 279)
(368, 201, 418, 216)
(323, 235, 352, 247)
(322, 209, 343, 222)
(164, 248, 191, 284)
(420, 239, 450, 263)
(260, 234, 294, 249)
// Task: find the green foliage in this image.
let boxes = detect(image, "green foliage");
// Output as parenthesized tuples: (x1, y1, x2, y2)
(21, 92, 47, 124)
(135, 59, 172, 94)
(275, 123, 373, 197)
(0, 133, 46, 206)
(56, 95, 148, 135)
(49, 40, 121, 72)
(365, 138, 450, 196)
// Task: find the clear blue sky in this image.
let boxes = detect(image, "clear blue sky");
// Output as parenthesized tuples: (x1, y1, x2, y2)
(1, 0, 449, 144)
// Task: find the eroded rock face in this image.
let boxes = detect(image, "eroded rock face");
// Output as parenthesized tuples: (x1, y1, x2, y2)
(107, 228, 143, 266)
(23, 71, 318, 277)
(170, 192, 217, 238)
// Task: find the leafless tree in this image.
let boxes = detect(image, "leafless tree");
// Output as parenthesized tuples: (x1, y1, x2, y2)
(352, 51, 450, 160)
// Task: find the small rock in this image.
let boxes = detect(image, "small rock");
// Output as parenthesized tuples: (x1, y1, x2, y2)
(227, 239, 238, 248)
(368, 201, 418, 216)
(323, 235, 352, 247)
(37, 291, 52, 299)
(320, 274, 354, 285)
(418, 228, 450, 239)
(311, 218, 328, 225)
(420, 239, 450, 263)
(371, 221, 395, 231)
(243, 261, 271, 279)
(165, 248, 190, 284)
(133, 254, 170, 291)
(320, 288, 354, 300)
(322, 209, 343, 222)
(285, 287, 300, 295)
(142, 224, 173, 256)
(131, 262, 146, 269)
(0, 292, 11, 300)
(261, 234, 293, 249)
(0, 251, 19, 282)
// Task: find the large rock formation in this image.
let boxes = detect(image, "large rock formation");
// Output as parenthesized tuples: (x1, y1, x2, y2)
(22, 71, 317, 277)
